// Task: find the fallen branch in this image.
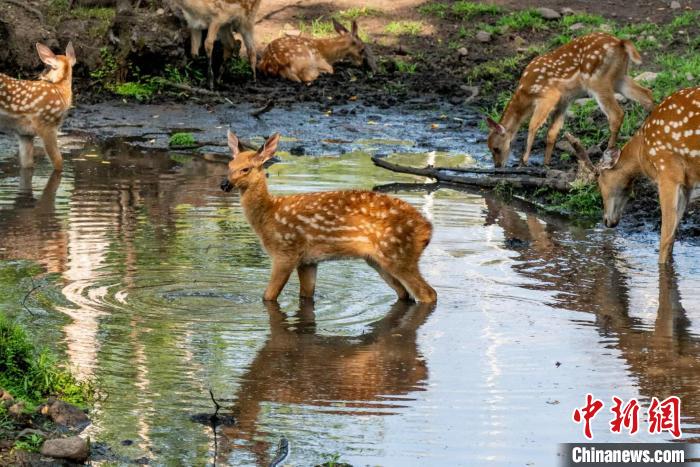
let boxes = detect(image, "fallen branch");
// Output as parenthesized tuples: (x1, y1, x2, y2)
(157, 80, 222, 98)
(251, 100, 274, 118)
(371, 156, 575, 192)
(21, 279, 43, 317)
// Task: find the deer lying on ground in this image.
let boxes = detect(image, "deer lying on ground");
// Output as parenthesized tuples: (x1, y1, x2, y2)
(566, 86, 700, 264)
(169, 0, 260, 88)
(220, 131, 437, 303)
(259, 19, 377, 83)
(486, 32, 654, 168)
(0, 43, 76, 172)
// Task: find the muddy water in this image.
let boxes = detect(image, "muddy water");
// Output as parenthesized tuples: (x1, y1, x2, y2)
(1, 117, 700, 465)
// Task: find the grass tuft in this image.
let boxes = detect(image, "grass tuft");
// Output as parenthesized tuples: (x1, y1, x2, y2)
(385, 21, 424, 36)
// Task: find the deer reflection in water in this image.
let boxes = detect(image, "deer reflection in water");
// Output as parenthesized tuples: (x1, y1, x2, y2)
(218, 299, 435, 465)
(484, 194, 700, 439)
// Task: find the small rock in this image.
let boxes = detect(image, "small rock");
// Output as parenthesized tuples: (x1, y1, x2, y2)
(513, 36, 527, 48)
(284, 29, 301, 37)
(555, 140, 575, 153)
(41, 436, 89, 463)
(289, 145, 306, 156)
(8, 402, 25, 419)
(670, 1, 681, 9)
(475, 30, 492, 43)
(569, 23, 586, 31)
(155, 8, 164, 15)
(41, 398, 89, 428)
(536, 7, 561, 20)
(600, 23, 613, 32)
(561, 7, 575, 15)
(634, 71, 658, 83)
(686, 72, 694, 82)
(574, 97, 593, 106)
(615, 93, 628, 103)
(457, 47, 468, 56)
(0, 390, 13, 402)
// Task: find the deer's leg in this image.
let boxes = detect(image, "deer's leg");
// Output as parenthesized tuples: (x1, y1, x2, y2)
(240, 24, 257, 81)
(190, 28, 203, 56)
(204, 21, 223, 89)
(658, 181, 690, 264)
(522, 95, 559, 166)
(17, 135, 35, 169)
(39, 128, 63, 172)
(544, 103, 567, 166)
(299, 67, 321, 84)
(297, 263, 318, 299)
(592, 86, 624, 150)
(263, 258, 296, 301)
(366, 259, 410, 301)
(619, 76, 654, 111)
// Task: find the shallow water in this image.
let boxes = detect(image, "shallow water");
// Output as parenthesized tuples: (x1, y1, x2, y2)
(1, 118, 700, 466)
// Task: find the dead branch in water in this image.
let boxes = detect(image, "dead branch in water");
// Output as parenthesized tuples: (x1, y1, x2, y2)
(251, 100, 274, 118)
(157, 80, 223, 98)
(371, 156, 576, 192)
(21, 279, 43, 317)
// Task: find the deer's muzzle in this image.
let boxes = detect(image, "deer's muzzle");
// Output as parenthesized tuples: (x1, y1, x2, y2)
(220, 178, 234, 192)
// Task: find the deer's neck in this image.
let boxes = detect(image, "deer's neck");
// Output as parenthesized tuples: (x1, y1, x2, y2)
(239, 177, 275, 229)
(42, 71, 73, 108)
(315, 36, 351, 64)
(500, 92, 532, 136)
(620, 134, 646, 180)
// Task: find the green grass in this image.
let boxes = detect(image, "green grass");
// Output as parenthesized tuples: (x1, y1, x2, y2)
(385, 21, 424, 36)
(561, 13, 606, 27)
(13, 433, 44, 453)
(496, 9, 547, 32)
(114, 82, 156, 101)
(418, 2, 449, 18)
(169, 132, 197, 148)
(0, 313, 92, 410)
(333, 7, 381, 21)
(395, 59, 418, 74)
(451, 1, 502, 19)
(299, 18, 336, 37)
(540, 182, 603, 218)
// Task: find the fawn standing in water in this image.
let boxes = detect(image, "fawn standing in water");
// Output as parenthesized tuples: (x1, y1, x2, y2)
(220, 131, 437, 303)
(0, 43, 76, 171)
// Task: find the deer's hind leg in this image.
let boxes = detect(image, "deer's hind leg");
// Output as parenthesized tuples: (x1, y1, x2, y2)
(297, 263, 318, 299)
(366, 259, 410, 301)
(618, 76, 654, 111)
(17, 135, 35, 169)
(38, 128, 62, 171)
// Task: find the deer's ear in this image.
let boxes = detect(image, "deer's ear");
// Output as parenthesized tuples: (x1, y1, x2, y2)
(227, 130, 240, 159)
(332, 18, 349, 35)
(486, 117, 506, 135)
(600, 148, 621, 170)
(65, 42, 76, 67)
(351, 20, 359, 37)
(254, 133, 280, 165)
(36, 43, 58, 68)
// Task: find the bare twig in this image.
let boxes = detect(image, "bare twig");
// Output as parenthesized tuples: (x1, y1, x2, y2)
(157, 80, 223, 98)
(208, 388, 221, 415)
(564, 132, 597, 174)
(251, 100, 274, 118)
(21, 279, 43, 317)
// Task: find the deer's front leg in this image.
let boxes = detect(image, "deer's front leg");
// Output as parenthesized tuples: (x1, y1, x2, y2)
(297, 263, 318, 299)
(522, 95, 558, 166)
(17, 135, 35, 169)
(263, 258, 297, 301)
(658, 181, 689, 264)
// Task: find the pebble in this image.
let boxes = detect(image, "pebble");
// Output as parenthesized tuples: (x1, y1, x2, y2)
(475, 30, 492, 43)
(536, 7, 561, 20)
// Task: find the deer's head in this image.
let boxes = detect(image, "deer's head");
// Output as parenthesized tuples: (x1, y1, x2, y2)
(37, 42, 76, 84)
(564, 133, 636, 229)
(332, 19, 367, 66)
(486, 117, 512, 168)
(221, 131, 280, 192)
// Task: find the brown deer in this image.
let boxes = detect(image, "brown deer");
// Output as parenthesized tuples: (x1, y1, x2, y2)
(259, 19, 376, 83)
(169, 0, 261, 88)
(486, 32, 654, 168)
(219, 131, 437, 303)
(0, 43, 76, 172)
(566, 86, 700, 264)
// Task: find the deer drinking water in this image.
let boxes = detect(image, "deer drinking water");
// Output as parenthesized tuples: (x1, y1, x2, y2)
(259, 19, 376, 83)
(0, 43, 76, 172)
(566, 86, 700, 264)
(169, 0, 261, 88)
(219, 131, 437, 303)
(486, 32, 654, 168)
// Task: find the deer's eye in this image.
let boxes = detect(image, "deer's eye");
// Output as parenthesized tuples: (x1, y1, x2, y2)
(241, 167, 251, 173)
